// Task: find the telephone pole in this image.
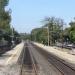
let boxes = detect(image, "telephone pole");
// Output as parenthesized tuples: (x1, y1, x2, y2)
(11, 25, 14, 47)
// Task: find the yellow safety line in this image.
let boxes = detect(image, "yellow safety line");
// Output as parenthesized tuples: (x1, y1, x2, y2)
(5, 48, 19, 65)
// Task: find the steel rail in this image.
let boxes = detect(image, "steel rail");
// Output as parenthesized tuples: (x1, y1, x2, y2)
(48, 54, 75, 75)
(31, 43, 75, 75)
(48, 58, 64, 75)
(20, 43, 38, 75)
(28, 45, 38, 75)
(20, 43, 26, 75)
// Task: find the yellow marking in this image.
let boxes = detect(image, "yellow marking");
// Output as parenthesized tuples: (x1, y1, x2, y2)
(5, 48, 19, 65)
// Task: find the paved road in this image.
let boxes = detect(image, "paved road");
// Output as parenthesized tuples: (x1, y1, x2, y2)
(19, 42, 75, 75)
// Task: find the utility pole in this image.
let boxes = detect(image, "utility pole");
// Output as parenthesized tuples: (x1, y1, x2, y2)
(11, 25, 14, 47)
(34, 32, 37, 42)
(48, 26, 50, 46)
(61, 20, 64, 48)
(43, 26, 49, 46)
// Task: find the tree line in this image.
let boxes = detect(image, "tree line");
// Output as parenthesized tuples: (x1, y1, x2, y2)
(0, 0, 21, 45)
(24, 17, 75, 46)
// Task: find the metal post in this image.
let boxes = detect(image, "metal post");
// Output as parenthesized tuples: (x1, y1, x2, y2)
(43, 26, 49, 46)
(47, 26, 49, 46)
(34, 33, 36, 42)
(61, 21, 64, 48)
(11, 26, 14, 47)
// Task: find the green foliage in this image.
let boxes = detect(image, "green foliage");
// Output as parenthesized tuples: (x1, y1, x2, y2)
(69, 21, 75, 43)
(42, 17, 65, 45)
(70, 31, 75, 42)
(32, 28, 48, 44)
(63, 19, 75, 43)
(0, 0, 9, 7)
(0, 11, 11, 29)
(0, 0, 11, 34)
(30, 17, 65, 45)
(20, 33, 31, 40)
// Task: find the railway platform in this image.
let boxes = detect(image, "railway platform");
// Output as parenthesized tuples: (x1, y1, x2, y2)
(0, 42, 24, 66)
(33, 42, 75, 69)
(0, 41, 75, 75)
(0, 42, 24, 75)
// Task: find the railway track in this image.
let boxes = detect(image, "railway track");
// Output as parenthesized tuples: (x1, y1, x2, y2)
(32, 43, 75, 75)
(20, 43, 39, 75)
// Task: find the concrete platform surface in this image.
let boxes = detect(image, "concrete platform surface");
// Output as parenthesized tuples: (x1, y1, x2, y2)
(33, 42, 75, 69)
(0, 42, 24, 66)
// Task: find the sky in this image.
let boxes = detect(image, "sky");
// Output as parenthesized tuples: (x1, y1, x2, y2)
(8, 0, 75, 33)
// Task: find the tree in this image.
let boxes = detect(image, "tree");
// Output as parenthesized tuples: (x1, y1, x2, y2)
(69, 20, 75, 43)
(42, 17, 65, 45)
(31, 28, 48, 44)
(30, 17, 65, 46)
(63, 19, 75, 44)
(63, 28, 70, 43)
(20, 33, 31, 40)
(0, 0, 11, 34)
